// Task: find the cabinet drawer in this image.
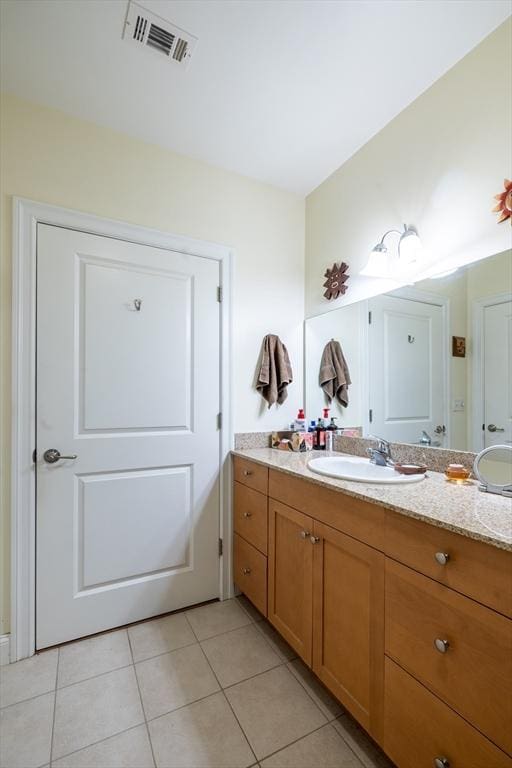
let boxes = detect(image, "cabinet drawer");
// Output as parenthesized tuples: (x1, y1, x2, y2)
(233, 456, 268, 495)
(233, 482, 268, 554)
(233, 533, 267, 617)
(384, 657, 512, 768)
(385, 511, 512, 618)
(385, 558, 512, 755)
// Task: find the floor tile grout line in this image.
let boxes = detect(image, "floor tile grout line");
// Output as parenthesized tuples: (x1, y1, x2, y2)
(251, 619, 299, 663)
(332, 714, 393, 768)
(0, 686, 60, 712)
(46, 723, 149, 766)
(284, 659, 342, 723)
(127, 626, 157, 768)
(131, 637, 198, 666)
(194, 635, 258, 767)
(184, 618, 254, 643)
(257, 720, 365, 766)
(48, 646, 60, 767)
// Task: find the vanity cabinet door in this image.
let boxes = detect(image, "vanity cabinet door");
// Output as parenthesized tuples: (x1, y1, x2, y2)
(312, 520, 385, 742)
(268, 500, 313, 664)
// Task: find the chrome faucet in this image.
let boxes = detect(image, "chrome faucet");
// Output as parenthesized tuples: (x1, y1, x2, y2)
(419, 430, 432, 446)
(367, 436, 394, 466)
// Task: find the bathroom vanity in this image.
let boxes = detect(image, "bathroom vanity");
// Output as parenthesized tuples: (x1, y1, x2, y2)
(232, 449, 512, 768)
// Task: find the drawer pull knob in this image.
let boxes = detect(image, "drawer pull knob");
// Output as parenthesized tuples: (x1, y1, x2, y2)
(243, 469, 253, 476)
(242, 567, 251, 575)
(434, 638, 450, 654)
(299, 530, 311, 539)
(433, 758, 450, 768)
(434, 552, 450, 565)
(310, 535, 320, 544)
(243, 511, 252, 518)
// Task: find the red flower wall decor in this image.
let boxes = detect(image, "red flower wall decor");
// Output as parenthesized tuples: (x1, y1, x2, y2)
(493, 179, 512, 224)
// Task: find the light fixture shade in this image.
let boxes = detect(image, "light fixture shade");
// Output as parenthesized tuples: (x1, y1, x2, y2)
(360, 246, 392, 278)
(398, 227, 422, 264)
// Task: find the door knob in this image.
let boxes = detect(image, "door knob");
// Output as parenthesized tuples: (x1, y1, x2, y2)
(488, 424, 505, 432)
(43, 449, 78, 464)
(310, 535, 320, 544)
(299, 530, 311, 539)
(434, 552, 450, 566)
(433, 758, 450, 768)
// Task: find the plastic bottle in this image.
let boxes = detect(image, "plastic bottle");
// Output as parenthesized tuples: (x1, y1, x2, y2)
(326, 417, 338, 451)
(315, 416, 326, 450)
(294, 408, 306, 432)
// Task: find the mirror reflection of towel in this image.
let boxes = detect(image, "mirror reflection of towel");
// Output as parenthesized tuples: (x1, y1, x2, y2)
(319, 340, 351, 407)
(256, 334, 293, 408)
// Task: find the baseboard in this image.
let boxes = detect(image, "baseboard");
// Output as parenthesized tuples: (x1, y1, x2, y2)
(0, 634, 10, 665)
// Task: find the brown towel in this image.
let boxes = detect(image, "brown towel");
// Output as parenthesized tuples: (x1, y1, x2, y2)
(256, 334, 293, 408)
(319, 340, 351, 407)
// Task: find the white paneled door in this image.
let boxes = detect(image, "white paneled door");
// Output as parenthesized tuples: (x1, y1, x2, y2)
(36, 224, 221, 649)
(368, 294, 445, 445)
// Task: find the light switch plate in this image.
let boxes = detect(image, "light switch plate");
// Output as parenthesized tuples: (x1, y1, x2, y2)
(453, 398, 465, 412)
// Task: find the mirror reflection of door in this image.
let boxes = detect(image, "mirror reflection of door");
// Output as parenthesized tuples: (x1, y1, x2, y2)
(368, 294, 447, 446)
(477, 295, 512, 450)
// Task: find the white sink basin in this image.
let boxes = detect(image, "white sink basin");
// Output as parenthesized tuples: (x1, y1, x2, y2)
(308, 456, 426, 484)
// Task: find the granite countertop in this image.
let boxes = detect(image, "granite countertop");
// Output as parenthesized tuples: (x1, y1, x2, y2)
(232, 448, 512, 552)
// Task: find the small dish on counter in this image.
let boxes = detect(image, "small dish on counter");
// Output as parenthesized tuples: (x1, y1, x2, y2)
(394, 463, 428, 476)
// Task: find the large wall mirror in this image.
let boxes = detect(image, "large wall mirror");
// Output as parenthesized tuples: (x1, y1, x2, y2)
(305, 249, 511, 453)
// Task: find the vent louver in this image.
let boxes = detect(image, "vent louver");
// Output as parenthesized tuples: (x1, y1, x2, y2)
(123, 2, 197, 69)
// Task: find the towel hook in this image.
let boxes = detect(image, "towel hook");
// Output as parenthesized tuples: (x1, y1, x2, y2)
(408, 334, 415, 343)
(133, 298, 142, 312)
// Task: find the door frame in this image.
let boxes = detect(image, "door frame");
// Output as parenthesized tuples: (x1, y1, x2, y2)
(472, 292, 512, 451)
(11, 197, 234, 661)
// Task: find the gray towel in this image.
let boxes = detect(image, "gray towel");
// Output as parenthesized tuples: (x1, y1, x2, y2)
(256, 334, 293, 408)
(319, 340, 351, 407)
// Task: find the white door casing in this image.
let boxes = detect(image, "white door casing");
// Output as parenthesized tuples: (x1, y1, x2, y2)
(11, 198, 233, 661)
(473, 294, 512, 451)
(368, 293, 447, 446)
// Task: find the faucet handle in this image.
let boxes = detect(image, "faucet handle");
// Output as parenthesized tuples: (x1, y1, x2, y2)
(368, 434, 390, 453)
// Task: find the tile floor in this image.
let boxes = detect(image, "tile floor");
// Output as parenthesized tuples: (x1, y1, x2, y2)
(0, 597, 395, 768)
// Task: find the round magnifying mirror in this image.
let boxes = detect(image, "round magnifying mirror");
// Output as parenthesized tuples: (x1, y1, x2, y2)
(473, 445, 512, 496)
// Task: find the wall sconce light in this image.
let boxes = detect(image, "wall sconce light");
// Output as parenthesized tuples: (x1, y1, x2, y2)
(360, 224, 422, 278)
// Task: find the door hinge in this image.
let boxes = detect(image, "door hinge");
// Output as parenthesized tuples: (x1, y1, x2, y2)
(369, 409, 373, 423)
(368, 311, 372, 324)
(217, 286, 222, 303)
(32, 448, 37, 463)
(218, 538, 223, 557)
(217, 412, 222, 430)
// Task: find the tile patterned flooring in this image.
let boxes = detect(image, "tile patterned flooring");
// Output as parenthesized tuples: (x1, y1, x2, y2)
(0, 597, 395, 768)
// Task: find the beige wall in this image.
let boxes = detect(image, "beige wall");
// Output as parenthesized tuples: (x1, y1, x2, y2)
(305, 19, 512, 319)
(0, 93, 305, 634)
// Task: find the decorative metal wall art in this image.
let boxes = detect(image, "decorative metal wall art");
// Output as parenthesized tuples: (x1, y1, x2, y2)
(323, 262, 349, 300)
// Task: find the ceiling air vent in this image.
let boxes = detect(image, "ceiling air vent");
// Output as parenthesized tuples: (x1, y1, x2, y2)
(123, 1, 197, 69)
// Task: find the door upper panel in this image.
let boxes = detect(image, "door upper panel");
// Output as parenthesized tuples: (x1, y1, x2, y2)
(81, 259, 193, 432)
